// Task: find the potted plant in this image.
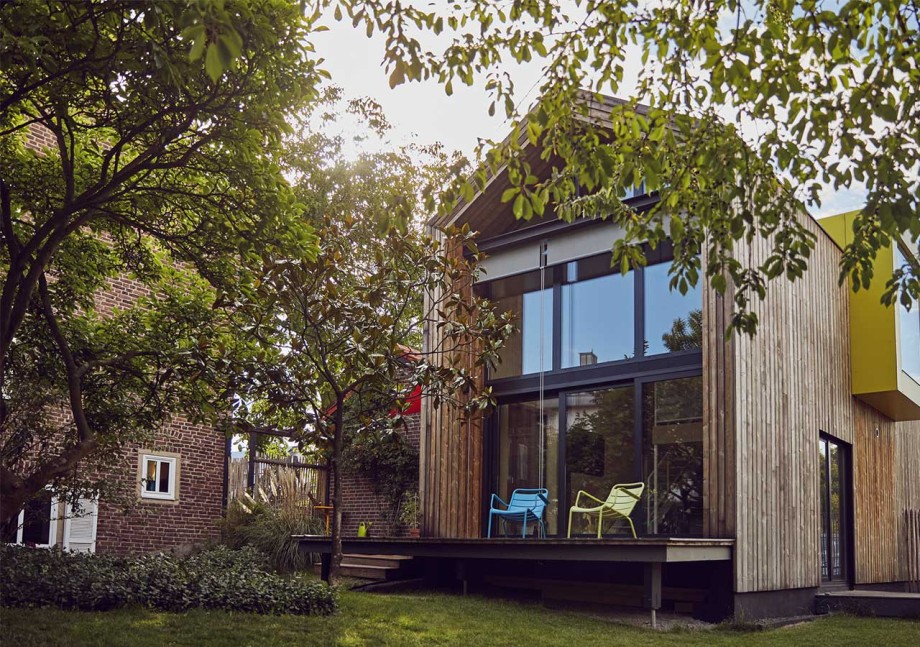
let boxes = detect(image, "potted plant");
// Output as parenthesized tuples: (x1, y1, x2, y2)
(399, 491, 420, 538)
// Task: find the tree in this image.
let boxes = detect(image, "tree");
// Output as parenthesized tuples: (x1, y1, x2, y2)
(662, 309, 704, 353)
(0, 0, 323, 525)
(238, 214, 510, 582)
(337, 0, 920, 332)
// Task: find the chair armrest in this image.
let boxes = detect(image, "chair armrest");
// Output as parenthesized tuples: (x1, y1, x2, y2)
(490, 493, 509, 511)
(574, 490, 603, 508)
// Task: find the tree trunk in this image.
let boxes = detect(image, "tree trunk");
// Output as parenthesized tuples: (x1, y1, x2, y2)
(329, 396, 346, 585)
(0, 439, 97, 527)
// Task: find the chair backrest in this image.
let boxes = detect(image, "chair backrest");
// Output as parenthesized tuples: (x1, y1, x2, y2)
(508, 488, 549, 515)
(605, 482, 645, 516)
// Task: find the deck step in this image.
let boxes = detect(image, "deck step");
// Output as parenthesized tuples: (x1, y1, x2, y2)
(313, 553, 417, 581)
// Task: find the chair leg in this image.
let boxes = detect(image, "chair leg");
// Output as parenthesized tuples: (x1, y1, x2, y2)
(597, 511, 603, 539)
(567, 509, 573, 539)
(487, 513, 492, 538)
(627, 516, 637, 539)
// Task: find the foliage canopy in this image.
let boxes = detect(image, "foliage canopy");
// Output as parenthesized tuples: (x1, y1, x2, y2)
(339, 0, 920, 333)
(0, 0, 323, 524)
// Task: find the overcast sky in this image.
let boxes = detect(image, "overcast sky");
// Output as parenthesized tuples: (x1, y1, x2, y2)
(310, 16, 865, 220)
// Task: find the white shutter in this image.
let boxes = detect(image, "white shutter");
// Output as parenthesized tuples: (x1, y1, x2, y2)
(63, 498, 98, 553)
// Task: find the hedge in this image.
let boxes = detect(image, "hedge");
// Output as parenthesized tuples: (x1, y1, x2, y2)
(0, 545, 337, 616)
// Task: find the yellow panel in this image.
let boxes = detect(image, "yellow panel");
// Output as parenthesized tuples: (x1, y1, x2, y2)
(818, 211, 920, 421)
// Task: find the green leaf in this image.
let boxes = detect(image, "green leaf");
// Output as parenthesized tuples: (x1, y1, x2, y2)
(512, 194, 524, 219)
(205, 43, 222, 83)
(501, 187, 518, 203)
(189, 34, 206, 62)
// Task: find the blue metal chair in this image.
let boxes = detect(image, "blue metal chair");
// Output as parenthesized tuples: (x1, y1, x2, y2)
(487, 488, 549, 538)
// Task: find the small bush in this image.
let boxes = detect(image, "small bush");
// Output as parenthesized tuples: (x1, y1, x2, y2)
(222, 497, 324, 572)
(221, 467, 325, 573)
(0, 544, 337, 616)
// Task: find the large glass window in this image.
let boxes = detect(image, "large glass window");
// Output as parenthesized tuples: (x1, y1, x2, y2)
(644, 262, 702, 356)
(496, 398, 560, 534)
(565, 386, 635, 536)
(562, 257, 634, 367)
(491, 270, 553, 380)
(895, 247, 920, 385)
(641, 376, 704, 536)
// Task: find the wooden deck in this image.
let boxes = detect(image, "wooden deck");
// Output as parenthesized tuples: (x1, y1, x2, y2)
(298, 536, 734, 626)
(296, 536, 733, 564)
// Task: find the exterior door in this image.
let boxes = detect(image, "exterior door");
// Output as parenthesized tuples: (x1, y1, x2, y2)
(819, 434, 851, 585)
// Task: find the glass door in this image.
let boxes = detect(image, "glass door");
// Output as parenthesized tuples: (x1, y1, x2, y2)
(819, 435, 851, 584)
(496, 398, 561, 534)
(563, 386, 635, 537)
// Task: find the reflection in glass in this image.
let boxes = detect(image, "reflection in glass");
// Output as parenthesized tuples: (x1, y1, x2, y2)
(819, 440, 829, 580)
(895, 247, 920, 384)
(491, 269, 553, 380)
(565, 387, 635, 536)
(820, 436, 848, 582)
(644, 262, 702, 356)
(145, 460, 158, 492)
(562, 257, 634, 367)
(497, 398, 560, 534)
(642, 377, 703, 536)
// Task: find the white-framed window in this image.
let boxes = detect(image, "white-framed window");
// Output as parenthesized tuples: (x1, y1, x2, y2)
(2, 489, 59, 548)
(140, 453, 178, 501)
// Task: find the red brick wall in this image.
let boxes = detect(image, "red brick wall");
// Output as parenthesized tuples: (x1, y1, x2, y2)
(335, 414, 420, 538)
(16, 124, 227, 554)
(94, 418, 225, 555)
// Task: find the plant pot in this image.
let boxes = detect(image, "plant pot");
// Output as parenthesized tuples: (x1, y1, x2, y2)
(408, 527, 421, 539)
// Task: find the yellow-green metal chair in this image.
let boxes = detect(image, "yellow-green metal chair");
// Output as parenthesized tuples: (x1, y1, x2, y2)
(567, 482, 645, 538)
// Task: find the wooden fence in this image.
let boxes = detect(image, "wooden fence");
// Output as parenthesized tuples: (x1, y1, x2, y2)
(227, 455, 328, 508)
(907, 509, 920, 593)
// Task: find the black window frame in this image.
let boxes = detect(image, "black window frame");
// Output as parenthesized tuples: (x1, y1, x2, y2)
(482, 242, 703, 396)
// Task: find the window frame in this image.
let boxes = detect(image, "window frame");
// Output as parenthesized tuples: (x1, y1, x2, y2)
(3, 489, 59, 548)
(484, 246, 702, 393)
(139, 452, 179, 501)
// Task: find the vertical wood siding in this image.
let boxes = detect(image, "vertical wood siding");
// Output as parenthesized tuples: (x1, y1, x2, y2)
(420, 236, 484, 538)
(852, 401, 920, 585)
(702, 273, 736, 538)
(732, 215, 854, 593)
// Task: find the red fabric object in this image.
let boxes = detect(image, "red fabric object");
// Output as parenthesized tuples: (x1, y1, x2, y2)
(390, 385, 422, 417)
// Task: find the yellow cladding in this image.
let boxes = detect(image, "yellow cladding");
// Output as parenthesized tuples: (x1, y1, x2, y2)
(819, 211, 920, 421)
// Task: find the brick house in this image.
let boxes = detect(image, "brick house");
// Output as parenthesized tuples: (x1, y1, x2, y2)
(2, 127, 228, 555)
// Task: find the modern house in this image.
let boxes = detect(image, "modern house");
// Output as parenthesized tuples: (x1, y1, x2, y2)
(2, 127, 228, 556)
(409, 97, 920, 619)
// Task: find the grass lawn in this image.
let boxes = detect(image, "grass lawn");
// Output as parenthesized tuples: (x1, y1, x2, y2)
(3, 590, 918, 647)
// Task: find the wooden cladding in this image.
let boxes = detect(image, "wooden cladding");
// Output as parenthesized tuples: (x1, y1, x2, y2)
(702, 271, 735, 539)
(419, 236, 485, 539)
(852, 399, 920, 585)
(732, 214, 854, 593)
(732, 213, 920, 593)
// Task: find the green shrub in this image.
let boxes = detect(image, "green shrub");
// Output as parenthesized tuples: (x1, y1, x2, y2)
(222, 466, 326, 572)
(0, 545, 337, 616)
(222, 496, 324, 572)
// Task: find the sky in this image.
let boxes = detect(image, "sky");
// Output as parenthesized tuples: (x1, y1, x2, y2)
(309, 11, 866, 221)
